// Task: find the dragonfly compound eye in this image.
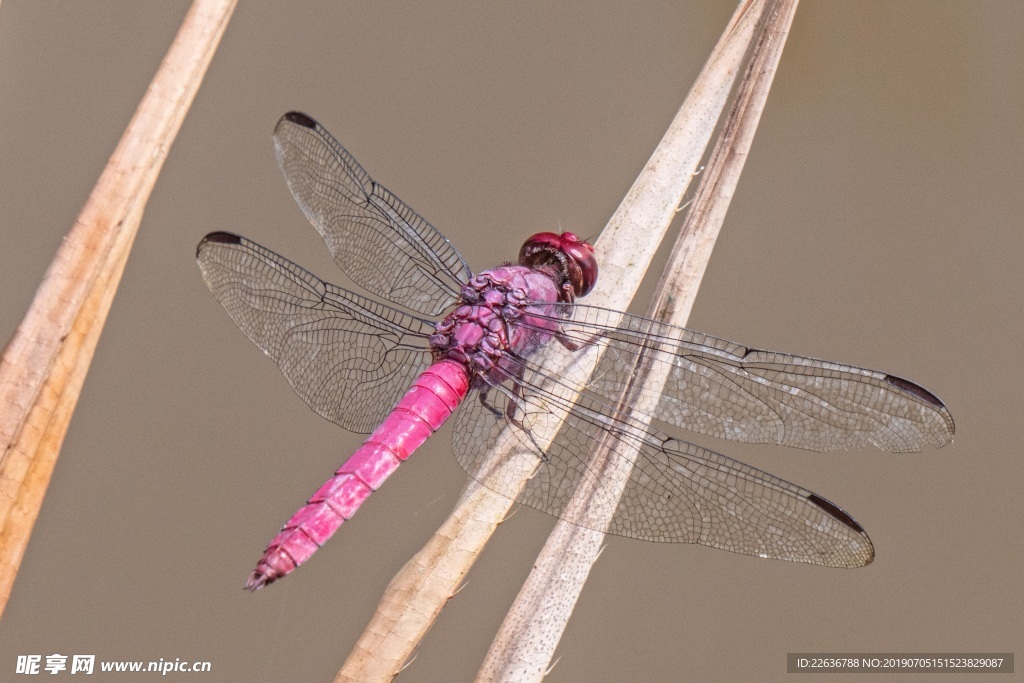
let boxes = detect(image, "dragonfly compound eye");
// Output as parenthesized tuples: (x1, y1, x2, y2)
(557, 232, 598, 298)
(519, 231, 599, 299)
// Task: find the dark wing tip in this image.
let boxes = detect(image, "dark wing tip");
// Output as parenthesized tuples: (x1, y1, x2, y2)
(884, 374, 945, 410)
(280, 111, 317, 129)
(807, 493, 875, 566)
(808, 493, 865, 534)
(196, 231, 242, 258)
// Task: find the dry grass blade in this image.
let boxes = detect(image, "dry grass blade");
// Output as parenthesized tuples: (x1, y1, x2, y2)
(0, 0, 235, 620)
(478, 1, 800, 680)
(335, 1, 768, 680)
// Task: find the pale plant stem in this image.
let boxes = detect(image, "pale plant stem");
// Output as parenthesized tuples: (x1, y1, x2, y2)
(0, 0, 235, 619)
(477, 1, 800, 680)
(337, 1, 773, 680)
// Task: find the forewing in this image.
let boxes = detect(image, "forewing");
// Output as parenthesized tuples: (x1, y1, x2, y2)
(452, 365, 874, 567)
(273, 112, 470, 316)
(197, 232, 435, 433)
(534, 304, 954, 453)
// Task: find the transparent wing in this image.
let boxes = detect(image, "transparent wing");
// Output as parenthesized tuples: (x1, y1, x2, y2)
(452, 364, 874, 567)
(197, 232, 436, 433)
(273, 112, 470, 316)
(527, 304, 954, 453)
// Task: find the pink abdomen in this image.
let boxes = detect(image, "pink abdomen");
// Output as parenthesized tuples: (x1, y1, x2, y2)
(245, 359, 469, 590)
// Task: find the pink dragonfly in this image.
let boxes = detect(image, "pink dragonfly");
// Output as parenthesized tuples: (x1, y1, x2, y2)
(197, 112, 955, 591)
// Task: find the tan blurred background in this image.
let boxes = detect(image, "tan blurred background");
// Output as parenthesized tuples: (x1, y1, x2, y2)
(0, 2, 1020, 681)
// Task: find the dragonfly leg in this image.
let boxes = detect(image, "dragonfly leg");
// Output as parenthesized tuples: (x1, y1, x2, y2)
(504, 362, 553, 463)
(553, 326, 603, 352)
(477, 368, 529, 429)
(477, 386, 505, 419)
(480, 364, 552, 463)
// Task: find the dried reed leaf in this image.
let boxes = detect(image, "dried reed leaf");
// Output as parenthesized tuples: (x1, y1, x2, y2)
(479, 2, 799, 679)
(0, 0, 235, 619)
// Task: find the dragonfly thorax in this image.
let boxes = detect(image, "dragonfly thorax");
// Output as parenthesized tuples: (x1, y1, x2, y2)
(429, 265, 565, 381)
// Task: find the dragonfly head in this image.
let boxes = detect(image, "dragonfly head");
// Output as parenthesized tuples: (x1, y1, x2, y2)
(519, 232, 598, 301)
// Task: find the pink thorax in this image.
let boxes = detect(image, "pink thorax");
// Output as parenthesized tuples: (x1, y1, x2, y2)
(430, 265, 563, 380)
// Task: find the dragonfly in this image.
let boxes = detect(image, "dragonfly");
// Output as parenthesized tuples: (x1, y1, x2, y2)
(197, 112, 955, 591)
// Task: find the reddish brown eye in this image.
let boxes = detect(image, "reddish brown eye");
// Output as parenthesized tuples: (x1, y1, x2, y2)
(557, 232, 598, 297)
(520, 231, 598, 299)
(520, 232, 562, 255)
